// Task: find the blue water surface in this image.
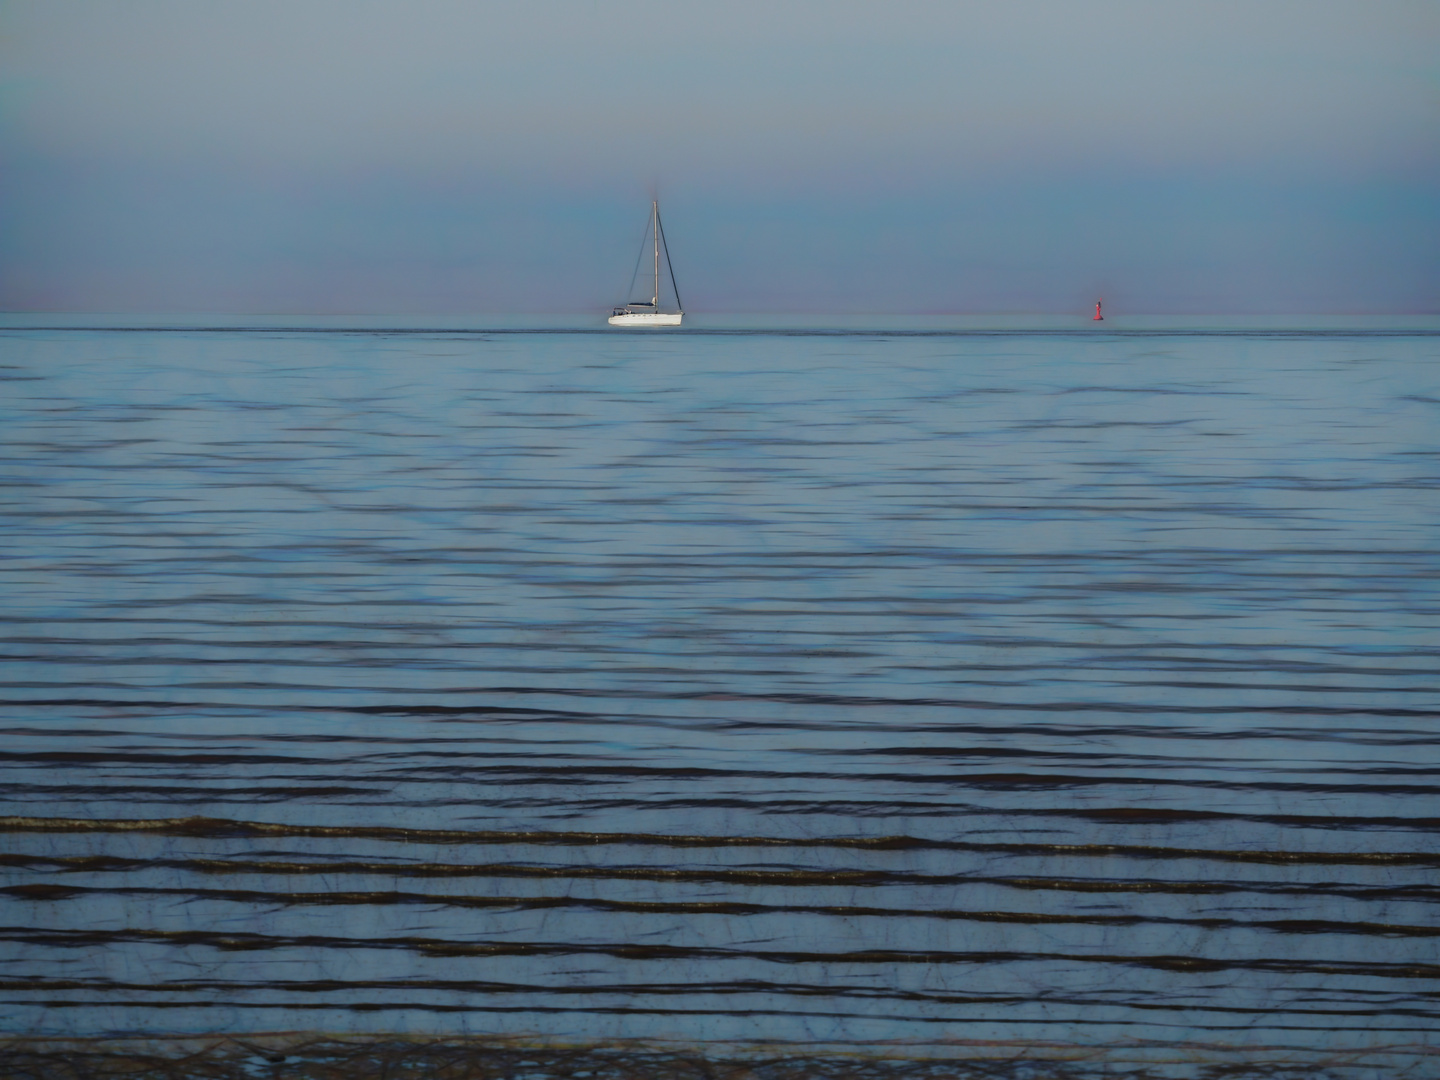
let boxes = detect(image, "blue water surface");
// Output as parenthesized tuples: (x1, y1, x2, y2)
(0, 317, 1437, 1073)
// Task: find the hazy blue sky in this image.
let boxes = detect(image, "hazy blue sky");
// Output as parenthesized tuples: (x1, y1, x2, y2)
(2, 0, 1436, 313)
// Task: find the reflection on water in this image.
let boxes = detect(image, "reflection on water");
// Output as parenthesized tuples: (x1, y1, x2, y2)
(0, 323, 1436, 1073)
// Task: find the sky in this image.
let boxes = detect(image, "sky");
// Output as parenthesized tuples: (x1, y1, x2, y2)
(1, 0, 1437, 313)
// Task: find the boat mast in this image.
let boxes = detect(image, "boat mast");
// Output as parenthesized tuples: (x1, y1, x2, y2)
(656, 203, 682, 313)
(652, 200, 660, 307)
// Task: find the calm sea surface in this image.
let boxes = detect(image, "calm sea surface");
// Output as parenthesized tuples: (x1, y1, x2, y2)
(1, 320, 1437, 1071)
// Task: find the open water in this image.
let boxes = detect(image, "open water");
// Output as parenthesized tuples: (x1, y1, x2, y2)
(0, 318, 1437, 1074)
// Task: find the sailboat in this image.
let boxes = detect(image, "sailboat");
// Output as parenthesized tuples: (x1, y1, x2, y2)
(609, 200, 683, 326)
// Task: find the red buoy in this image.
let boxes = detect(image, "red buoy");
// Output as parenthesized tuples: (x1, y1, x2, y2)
(1093, 299, 1104, 321)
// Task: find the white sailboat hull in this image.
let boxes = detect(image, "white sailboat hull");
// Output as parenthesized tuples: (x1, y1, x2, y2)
(608, 312, 683, 326)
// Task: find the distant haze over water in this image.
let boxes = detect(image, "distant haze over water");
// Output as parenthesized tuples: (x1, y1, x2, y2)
(2, 0, 1436, 314)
